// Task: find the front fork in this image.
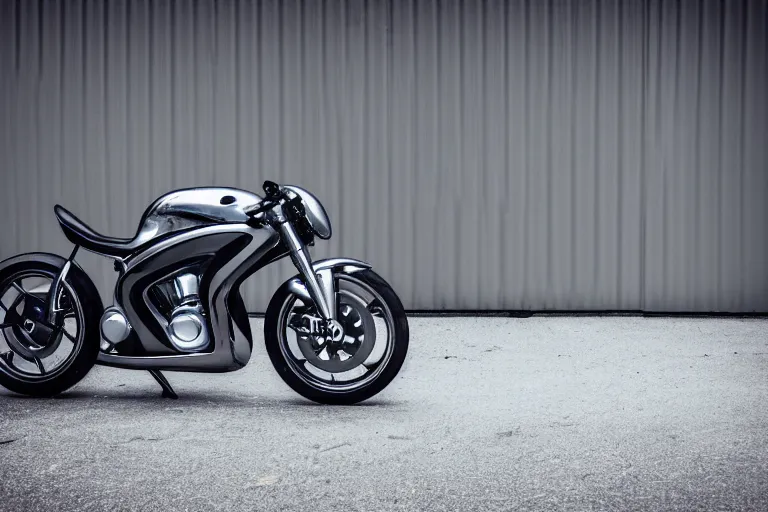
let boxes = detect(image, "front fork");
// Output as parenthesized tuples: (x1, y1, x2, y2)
(278, 222, 336, 321)
(46, 245, 80, 324)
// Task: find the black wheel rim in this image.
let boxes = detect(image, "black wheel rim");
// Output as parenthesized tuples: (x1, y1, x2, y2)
(277, 274, 397, 393)
(0, 271, 84, 383)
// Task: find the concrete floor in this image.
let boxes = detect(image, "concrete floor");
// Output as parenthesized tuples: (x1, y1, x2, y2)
(1, 316, 767, 511)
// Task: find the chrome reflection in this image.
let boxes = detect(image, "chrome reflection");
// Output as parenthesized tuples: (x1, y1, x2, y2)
(132, 188, 264, 247)
(282, 185, 332, 239)
(100, 223, 280, 371)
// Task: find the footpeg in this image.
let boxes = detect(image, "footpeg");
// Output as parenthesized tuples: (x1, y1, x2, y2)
(148, 370, 178, 399)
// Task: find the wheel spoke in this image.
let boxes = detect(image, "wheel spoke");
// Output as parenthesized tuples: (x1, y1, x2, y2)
(34, 317, 75, 338)
(317, 346, 331, 361)
(0, 351, 13, 365)
(26, 281, 51, 295)
(59, 328, 77, 344)
(25, 337, 44, 349)
(0, 323, 12, 329)
(33, 356, 46, 375)
(57, 295, 75, 314)
(10, 281, 27, 296)
(0, 300, 6, 312)
(33, 317, 56, 330)
(7, 292, 25, 313)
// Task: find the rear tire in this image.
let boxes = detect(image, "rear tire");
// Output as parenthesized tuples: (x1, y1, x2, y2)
(265, 269, 408, 405)
(0, 253, 103, 397)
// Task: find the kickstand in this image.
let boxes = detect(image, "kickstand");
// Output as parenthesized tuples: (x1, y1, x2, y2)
(148, 370, 178, 399)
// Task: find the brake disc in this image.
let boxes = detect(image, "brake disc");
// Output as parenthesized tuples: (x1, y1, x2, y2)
(291, 292, 376, 374)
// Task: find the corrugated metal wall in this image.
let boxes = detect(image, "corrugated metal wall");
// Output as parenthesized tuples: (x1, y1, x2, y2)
(1, 0, 767, 312)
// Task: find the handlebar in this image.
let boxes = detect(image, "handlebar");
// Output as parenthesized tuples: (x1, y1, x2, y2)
(243, 180, 285, 217)
(243, 180, 314, 243)
(243, 201, 276, 217)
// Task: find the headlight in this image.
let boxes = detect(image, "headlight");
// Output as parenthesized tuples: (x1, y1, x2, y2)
(282, 185, 332, 239)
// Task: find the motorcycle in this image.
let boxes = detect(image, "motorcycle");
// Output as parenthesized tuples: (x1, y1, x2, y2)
(0, 181, 409, 404)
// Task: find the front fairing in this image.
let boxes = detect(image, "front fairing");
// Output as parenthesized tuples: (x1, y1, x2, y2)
(281, 185, 332, 239)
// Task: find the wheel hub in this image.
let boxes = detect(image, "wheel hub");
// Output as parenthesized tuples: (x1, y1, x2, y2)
(289, 293, 377, 374)
(326, 319, 345, 343)
(2, 288, 64, 360)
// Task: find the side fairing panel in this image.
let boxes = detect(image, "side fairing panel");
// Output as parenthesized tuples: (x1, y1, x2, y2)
(104, 224, 281, 371)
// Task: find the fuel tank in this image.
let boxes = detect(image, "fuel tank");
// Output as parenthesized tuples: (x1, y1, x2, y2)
(133, 188, 263, 246)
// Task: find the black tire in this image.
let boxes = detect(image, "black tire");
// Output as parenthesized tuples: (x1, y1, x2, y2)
(0, 253, 103, 397)
(264, 269, 409, 405)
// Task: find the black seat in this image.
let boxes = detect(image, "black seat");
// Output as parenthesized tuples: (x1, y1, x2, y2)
(54, 205, 140, 257)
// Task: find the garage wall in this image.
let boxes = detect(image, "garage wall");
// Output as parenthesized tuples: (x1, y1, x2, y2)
(0, 0, 766, 312)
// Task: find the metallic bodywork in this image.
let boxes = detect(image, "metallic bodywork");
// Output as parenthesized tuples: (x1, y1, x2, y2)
(131, 188, 264, 247)
(39, 185, 369, 373)
(282, 186, 332, 240)
(98, 223, 281, 371)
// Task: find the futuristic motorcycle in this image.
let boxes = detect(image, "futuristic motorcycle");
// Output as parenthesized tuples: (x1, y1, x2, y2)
(0, 181, 409, 404)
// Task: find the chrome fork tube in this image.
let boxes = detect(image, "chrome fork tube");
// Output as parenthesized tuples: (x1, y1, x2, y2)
(279, 222, 336, 320)
(47, 245, 79, 323)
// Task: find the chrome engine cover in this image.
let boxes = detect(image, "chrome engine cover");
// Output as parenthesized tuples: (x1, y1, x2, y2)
(100, 306, 131, 346)
(150, 272, 210, 353)
(168, 304, 208, 352)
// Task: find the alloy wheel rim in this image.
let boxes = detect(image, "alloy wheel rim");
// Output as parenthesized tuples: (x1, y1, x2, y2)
(278, 274, 396, 393)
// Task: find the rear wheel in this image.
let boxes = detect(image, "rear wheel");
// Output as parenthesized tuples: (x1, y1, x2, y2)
(265, 269, 409, 405)
(0, 253, 103, 397)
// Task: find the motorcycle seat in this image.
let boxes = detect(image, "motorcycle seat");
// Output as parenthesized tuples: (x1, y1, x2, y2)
(54, 205, 141, 257)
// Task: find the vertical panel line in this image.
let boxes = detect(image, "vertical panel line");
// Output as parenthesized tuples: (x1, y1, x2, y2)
(639, 0, 648, 309)
(716, 0, 725, 305)
(616, 0, 624, 307)
(434, 0, 443, 306)
(235, 0, 241, 184)
(570, 0, 579, 305)
(103, 0, 111, 244)
(412, 0, 419, 306)
(522, 0, 530, 304)
(362, 0, 369, 266)
(546, 0, 554, 307)
(500, 0, 508, 308)
(14, 0, 21, 72)
(738, 2, 748, 308)
(593, 0, 601, 302)
(455, 0, 464, 305)
(693, 0, 704, 310)
(34, 0, 42, 249)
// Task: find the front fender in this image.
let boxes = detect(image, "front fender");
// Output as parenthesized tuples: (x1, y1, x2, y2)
(310, 258, 371, 273)
(284, 258, 372, 303)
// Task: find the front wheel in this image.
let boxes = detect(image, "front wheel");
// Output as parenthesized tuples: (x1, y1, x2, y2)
(264, 269, 409, 405)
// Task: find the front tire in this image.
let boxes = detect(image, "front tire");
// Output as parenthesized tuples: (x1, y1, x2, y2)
(264, 269, 409, 405)
(0, 253, 103, 397)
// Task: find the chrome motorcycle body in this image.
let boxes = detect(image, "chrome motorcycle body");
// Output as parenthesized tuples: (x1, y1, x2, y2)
(0, 181, 408, 404)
